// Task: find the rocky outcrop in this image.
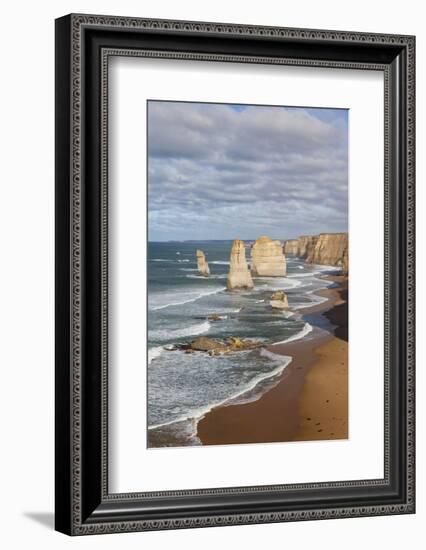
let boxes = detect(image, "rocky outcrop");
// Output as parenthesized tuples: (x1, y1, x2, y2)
(196, 249, 210, 277)
(189, 336, 228, 352)
(207, 314, 221, 322)
(283, 239, 298, 255)
(251, 236, 286, 277)
(305, 233, 348, 272)
(187, 336, 261, 356)
(227, 240, 254, 290)
(270, 290, 289, 309)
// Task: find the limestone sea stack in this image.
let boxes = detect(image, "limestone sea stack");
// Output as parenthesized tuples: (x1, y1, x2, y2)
(226, 240, 254, 290)
(305, 233, 348, 272)
(283, 239, 298, 255)
(251, 236, 286, 277)
(270, 290, 289, 309)
(196, 249, 210, 277)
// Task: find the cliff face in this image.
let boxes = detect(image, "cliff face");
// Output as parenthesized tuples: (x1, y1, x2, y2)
(284, 232, 348, 273)
(304, 235, 319, 259)
(283, 239, 298, 255)
(296, 236, 313, 258)
(196, 249, 210, 276)
(340, 244, 349, 273)
(227, 240, 254, 290)
(251, 236, 286, 277)
(305, 233, 348, 271)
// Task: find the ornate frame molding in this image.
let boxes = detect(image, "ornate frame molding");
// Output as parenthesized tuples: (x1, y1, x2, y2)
(55, 14, 415, 535)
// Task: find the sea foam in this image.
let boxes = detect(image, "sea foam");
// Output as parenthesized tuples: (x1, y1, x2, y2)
(150, 287, 226, 311)
(274, 322, 313, 344)
(148, 346, 164, 365)
(149, 320, 210, 341)
(148, 350, 292, 431)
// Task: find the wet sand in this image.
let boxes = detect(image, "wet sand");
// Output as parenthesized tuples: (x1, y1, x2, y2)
(197, 274, 348, 445)
(293, 336, 348, 441)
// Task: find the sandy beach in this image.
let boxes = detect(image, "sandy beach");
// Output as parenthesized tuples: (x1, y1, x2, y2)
(197, 274, 348, 445)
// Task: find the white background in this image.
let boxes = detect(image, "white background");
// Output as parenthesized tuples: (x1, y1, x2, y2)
(110, 58, 384, 493)
(0, 0, 423, 548)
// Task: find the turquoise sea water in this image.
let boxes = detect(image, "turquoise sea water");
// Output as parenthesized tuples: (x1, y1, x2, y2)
(147, 240, 339, 447)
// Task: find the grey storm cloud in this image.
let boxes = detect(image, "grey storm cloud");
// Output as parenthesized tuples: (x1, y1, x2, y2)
(147, 101, 348, 241)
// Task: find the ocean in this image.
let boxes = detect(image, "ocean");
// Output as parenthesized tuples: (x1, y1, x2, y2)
(147, 240, 340, 447)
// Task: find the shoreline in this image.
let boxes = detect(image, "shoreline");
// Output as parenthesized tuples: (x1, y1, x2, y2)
(197, 272, 348, 445)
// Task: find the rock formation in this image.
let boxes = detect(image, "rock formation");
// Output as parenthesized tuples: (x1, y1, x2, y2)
(189, 336, 228, 353)
(226, 240, 254, 290)
(251, 236, 286, 277)
(296, 235, 312, 258)
(305, 233, 348, 272)
(304, 235, 319, 260)
(286, 232, 348, 273)
(341, 246, 349, 273)
(283, 239, 298, 255)
(196, 249, 210, 277)
(270, 290, 289, 309)
(187, 335, 261, 355)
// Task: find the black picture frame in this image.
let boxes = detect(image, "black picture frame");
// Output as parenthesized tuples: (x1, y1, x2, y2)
(55, 13, 415, 535)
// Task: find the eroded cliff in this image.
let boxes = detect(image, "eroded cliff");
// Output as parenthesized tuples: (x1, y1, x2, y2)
(286, 232, 348, 273)
(305, 233, 348, 272)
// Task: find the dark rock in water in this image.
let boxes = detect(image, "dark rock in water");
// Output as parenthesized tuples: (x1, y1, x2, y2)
(207, 314, 221, 321)
(194, 314, 223, 322)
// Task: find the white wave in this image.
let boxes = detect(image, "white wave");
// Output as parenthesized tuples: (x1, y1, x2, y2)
(282, 311, 294, 318)
(186, 274, 226, 280)
(179, 268, 198, 272)
(256, 277, 302, 290)
(292, 294, 329, 310)
(274, 322, 313, 344)
(176, 252, 181, 255)
(210, 260, 230, 265)
(177, 259, 190, 263)
(260, 348, 292, 363)
(311, 263, 342, 272)
(286, 272, 316, 278)
(148, 346, 164, 365)
(151, 259, 170, 262)
(220, 307, 242, 314)
(149, 320, 210, 341)
(148, 351, 292, 431)
(150, 287, 226, 311)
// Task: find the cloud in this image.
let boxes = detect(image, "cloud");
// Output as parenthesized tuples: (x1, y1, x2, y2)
(147, 101, 348, 241)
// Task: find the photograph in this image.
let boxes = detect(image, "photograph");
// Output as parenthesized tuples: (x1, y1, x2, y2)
(147, 100, 349, 448)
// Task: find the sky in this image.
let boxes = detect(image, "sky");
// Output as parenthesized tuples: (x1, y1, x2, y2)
(147, 100, 348, 242)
